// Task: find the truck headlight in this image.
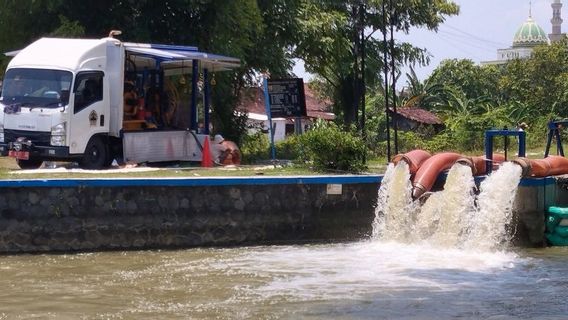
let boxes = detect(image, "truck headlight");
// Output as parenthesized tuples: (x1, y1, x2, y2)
(50, 122, 66, 146)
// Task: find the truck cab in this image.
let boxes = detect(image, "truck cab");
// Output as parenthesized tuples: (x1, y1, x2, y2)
(0, 36, 239, 169)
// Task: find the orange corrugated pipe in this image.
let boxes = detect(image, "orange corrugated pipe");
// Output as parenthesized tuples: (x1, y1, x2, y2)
(391, 149, 432, 175)
(513, 156, 568, 177)
(456, 154, 506, 176)
(411, 152, 463, 199)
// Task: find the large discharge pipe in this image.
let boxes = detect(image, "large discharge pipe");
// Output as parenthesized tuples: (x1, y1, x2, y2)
(512, 156, 568, 177)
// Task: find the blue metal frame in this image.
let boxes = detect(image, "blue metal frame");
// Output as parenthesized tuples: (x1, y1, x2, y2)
(204, 68, 210, 134)
(484, 129, 526, 174)
(263, 78, 276, 160)
(545, 120, 568, 157)
(0, 175, 382, 188)
(149, 44, 198, 52)
(191, 59, 199, 131)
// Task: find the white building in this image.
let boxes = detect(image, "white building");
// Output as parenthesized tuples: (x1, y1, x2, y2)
(483, 1, 564, 65)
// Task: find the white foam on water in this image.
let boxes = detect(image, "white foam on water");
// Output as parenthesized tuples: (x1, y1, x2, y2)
(464, 162, 523, 251)
(372, 162, 418, 242)
(374, 160, 523, 252)
(416, 163, 476, 247)
(227, 242, 521, 302)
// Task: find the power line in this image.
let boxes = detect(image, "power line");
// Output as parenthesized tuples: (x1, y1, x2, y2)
(443, 23, 509, 47)
(438, 30, 502, 53)
(435, 33, 488, 60)
(439, 29, 503, 50)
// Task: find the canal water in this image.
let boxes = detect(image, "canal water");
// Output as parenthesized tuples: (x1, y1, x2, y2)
(1, 163, 568, 319)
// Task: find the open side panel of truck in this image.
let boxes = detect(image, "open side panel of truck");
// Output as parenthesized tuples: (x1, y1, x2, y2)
(118, 43, 240, 164)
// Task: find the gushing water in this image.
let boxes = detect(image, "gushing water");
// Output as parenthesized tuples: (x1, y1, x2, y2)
(416, 163, 476, 247)
(465, 162, 523, 251)
(372, 162, 417, 242)
(375, 160, 523, 251)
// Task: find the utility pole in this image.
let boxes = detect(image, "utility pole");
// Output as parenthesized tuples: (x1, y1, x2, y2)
(389, 0, 399, 155)
(360, 2, 366, 145)
(382, 0, 391, 161)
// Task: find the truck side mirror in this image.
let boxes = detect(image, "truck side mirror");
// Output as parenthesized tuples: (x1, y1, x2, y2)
(60, 89, 70, 105)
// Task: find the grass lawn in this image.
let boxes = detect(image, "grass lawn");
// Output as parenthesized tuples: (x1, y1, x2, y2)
(0, 157, 387, 180)
(0, 143, 552, 180)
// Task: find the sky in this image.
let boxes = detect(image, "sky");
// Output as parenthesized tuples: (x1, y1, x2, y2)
(293, 0, 560, 85)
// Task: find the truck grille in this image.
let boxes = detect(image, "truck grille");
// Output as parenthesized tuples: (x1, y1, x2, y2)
(4, 129, 51, 146)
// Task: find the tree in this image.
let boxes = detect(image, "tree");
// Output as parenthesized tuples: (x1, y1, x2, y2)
(294, 0, 459, 126)
(499, 40, 568, 119)
(402, 66, 449, 111)
(0, 0, 303, 144)
(427, 59, 502, 102)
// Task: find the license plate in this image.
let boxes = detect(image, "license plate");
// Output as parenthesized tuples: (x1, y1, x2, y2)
(8, 150, 29, 160)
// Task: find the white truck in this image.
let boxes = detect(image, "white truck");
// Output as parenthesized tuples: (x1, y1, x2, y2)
(0, 35, 239, 169)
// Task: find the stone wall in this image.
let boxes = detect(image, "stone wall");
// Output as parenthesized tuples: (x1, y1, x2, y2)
(0, 174, 562, 253)
(0, 176, 380, 253)
(512, 178, 556, 247)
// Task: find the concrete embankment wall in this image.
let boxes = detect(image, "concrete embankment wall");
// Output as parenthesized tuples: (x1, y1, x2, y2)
(0, 176, 380, 253)
(513, 178, 556, 247)
(0, 173, 562, 253)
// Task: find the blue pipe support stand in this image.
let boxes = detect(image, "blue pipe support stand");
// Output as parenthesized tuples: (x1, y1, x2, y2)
(545, 120, 568, 157)
(484, 130, 526, 174)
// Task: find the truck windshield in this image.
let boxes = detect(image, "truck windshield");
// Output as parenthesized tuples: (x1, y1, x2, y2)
(0, 68, 73, 108)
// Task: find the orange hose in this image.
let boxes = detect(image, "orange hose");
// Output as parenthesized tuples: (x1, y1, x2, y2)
(411, 152, 463, 199)
(512, 156, 568, 177)
(391, 149, 432, 175)
(545, 156, 568, 176)
(457, 154, 506, 176)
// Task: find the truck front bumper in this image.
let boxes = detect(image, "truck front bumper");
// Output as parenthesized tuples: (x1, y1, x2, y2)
(0, 143, 70, 159)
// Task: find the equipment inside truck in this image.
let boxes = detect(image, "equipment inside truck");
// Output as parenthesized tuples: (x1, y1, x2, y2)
(117, 42, 240, 165)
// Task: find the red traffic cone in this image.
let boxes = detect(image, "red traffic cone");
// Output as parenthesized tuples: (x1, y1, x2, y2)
(201, 137, 213, 167)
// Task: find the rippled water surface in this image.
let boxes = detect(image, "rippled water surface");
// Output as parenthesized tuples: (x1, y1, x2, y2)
(1, 243, 568, 319)
(2, 162, 565, 319)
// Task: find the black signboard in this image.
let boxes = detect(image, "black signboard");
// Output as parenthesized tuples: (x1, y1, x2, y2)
(267, 78, 307, 118)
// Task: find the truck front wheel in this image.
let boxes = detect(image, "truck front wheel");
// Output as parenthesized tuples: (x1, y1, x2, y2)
(16, 158, 43, 170)
(80, 136, 108, 170)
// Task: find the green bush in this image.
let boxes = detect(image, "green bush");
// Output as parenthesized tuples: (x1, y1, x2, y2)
(299, 120, 367, 173)
(240, 131, 270, 164)
(275, 134, 303, 160)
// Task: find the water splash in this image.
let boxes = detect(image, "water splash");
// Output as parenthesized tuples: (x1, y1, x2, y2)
(374, 161, 522, 251)
(372, 162, 417, 242)
(464, 162, 522, 251)
(416, 163, 476, 247)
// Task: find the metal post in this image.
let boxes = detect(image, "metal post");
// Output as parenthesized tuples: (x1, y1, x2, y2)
(295, 116, 302, 134)
(360, 2, 366, 163)
(504, 135, 508, 161)
(556, 129, 564, 156)
(389, 0, 398, 155)
(263, 78, 276, 160)
(484, 131, 493, 175)
(203, 68, 210, 134)
(382, 0, 391, 162)
(518, 130, 526, 157)
(190, 59, 199, 131)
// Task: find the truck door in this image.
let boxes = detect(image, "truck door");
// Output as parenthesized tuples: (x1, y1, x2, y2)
(69, 71, 108, 154)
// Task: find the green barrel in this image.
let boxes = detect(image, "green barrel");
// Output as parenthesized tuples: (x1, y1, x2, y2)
(546, 207, 568, 246)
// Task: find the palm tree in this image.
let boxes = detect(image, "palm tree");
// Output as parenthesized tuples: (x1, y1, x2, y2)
(402, 66, 449, 110)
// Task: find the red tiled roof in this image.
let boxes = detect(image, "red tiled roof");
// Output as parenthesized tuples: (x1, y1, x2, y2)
(238, 84, 335, 120)
(391, 107, 443, 125)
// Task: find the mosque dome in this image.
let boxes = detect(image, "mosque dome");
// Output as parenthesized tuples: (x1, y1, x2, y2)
(513, 17, 549, 47)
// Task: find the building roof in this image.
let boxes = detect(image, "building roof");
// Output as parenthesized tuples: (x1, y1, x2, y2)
(513, 17, 549, 47)
(391, 107, 443, 125)
(238, 84, 335, 120)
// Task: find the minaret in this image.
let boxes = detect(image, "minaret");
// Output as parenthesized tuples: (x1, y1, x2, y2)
(550, 0, 564, 42)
